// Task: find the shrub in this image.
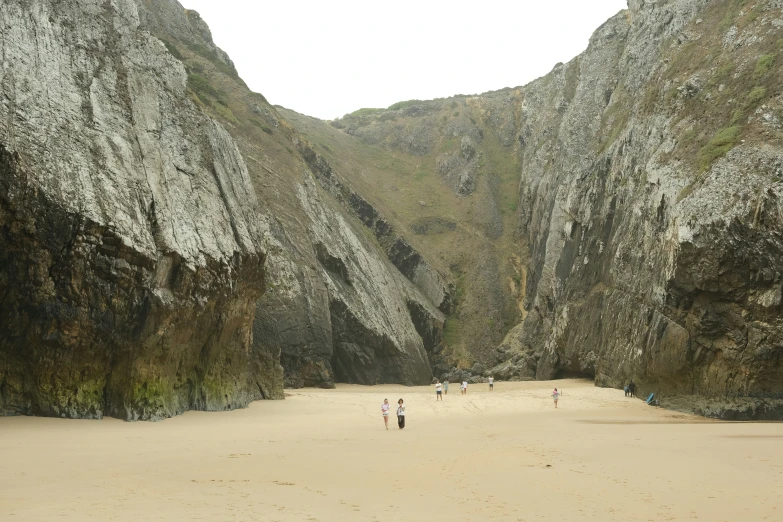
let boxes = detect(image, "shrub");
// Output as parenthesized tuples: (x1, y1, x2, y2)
(747, 86, 767, 105)
(754, 54, 775, 78)
(387, 99, 422, 111)
(697, 125, 741, 172)
(160, 39, 183, 61)
(187, 73, 227, 105)
(345, 107, 382, 118)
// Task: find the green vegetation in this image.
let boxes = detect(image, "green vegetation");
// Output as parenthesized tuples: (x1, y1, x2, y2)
(697, 125, 741, 172)
(652, 0, 783, 174)
(747, 85, 767, 105)
(719, 0, 747, 32)
(711, 62, 735, 86)
(345, 107, 383, 118)
(388, 99, 422, 111)
(214, 103, 239, 124)
(754, 54, 775, 78)
(442, 317, 461, 347)
(251, 119, 274, 134)
(160, 38, 183, 61)
(187, 73, 227, 106)
(182, 40, 237, 78)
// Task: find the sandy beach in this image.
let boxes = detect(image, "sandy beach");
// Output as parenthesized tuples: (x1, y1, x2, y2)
(1, 379, 781, 521)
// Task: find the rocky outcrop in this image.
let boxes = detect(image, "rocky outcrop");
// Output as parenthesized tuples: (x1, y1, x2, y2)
(0, 0, 280, 420)
(325, 0, 783, 417)
(134, 1, 446, 389)
(503, 0, 783, 416)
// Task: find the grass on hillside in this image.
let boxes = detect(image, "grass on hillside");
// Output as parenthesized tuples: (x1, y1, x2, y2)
(647, 0, 783, 174)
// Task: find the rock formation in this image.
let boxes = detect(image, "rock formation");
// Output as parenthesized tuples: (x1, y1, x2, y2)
(0, 0, 279, 420)
(3, 0, 782, 420)
(321, 0, 783, 418)
(132, 0, 447, 390)
(1, 0, 446, 421)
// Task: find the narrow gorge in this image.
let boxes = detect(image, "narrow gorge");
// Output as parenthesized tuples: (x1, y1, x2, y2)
(2, 0, 782, 420)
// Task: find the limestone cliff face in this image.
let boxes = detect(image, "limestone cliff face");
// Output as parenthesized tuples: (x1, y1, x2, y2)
(327, 0, 783, 417)
(0, 0, 280, 420)
(0, 0, 445, 420)
(510, 0, 783, 418)
(132, 0, 446, 389)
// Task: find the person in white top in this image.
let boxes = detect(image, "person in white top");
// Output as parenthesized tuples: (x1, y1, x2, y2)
(488, 376, 494, 391)
(435, 380, 443, 401)
(381, 398, 390, 429)
(461, 380, 468, 395)
(397, 398, 406, 429)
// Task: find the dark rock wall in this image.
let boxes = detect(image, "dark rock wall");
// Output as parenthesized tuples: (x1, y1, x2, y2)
(0, 0, 281, 420)
(507, 0, 783, 412)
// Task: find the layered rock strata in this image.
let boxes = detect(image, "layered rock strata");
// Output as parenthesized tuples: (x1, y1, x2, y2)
(0, 0, 279, 420)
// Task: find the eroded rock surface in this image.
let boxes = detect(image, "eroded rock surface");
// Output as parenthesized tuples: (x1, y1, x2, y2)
(326, 0, 783, 417)
(0, 0, 280, 420)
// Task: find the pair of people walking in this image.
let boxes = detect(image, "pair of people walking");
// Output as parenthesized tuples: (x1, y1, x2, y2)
(381, 398, 405, 429)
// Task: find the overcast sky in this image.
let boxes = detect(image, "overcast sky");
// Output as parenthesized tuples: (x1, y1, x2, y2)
(179, 0, 628, 120)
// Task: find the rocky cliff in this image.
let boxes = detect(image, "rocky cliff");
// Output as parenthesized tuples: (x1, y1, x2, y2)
(133, 0, 447, 389)
(320, 0, 783, 418)
(0, 0, 278, 420)
(4, 0, 782, 421)
(1, 0, 446, 421)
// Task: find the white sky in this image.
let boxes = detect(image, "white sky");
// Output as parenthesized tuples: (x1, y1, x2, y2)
(179, 0, 629, 120)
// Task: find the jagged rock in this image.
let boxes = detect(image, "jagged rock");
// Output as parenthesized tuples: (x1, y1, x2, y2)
(0, 0, 279, 420)
(135, 1, 449, 390)
(326, 0, 783, 418)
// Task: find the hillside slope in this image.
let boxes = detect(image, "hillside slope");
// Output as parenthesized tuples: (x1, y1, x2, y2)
(313, 0, 783, 418)
(0, 0, 451, 420)
(135, 0, 450, 390)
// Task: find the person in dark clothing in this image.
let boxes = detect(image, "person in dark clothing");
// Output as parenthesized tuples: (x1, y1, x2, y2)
(629, 380, 636, 397)
(397, 398, 406, 429)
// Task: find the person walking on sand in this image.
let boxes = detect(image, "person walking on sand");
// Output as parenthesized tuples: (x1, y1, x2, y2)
(444, 380, 449, 395)
(629, 380, 636, 398)
(381, 399, 390, 429)
(488, 376, 494, 391)
(461, 380, 468, 395)
(397, 399, 406, 429)
(435, 380, 443, 401)
(552, 388, 560, 408)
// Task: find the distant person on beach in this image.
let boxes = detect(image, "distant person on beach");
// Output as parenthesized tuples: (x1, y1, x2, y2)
(461, 380, 468, 395)
(488, 376, 494, 391)
(381, 399, 390, 429)
(397, 399, 406, 429)
(552, 388, 560, 408)
(444, 380, 449, 395)
(624, 384, 630, 397)
(629, 380, 636, 397)
(435, 380, 443, 401)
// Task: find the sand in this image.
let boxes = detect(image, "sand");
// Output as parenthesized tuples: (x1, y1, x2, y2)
(1, 379, 782, 521)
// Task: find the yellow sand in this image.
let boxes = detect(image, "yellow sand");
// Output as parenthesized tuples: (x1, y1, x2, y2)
(1, 379, 782, 521)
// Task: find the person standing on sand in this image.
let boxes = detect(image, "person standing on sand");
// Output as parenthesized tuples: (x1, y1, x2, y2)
(435, 380, 443, 401)
(397, 399, 406, 429)
(461, 380, 468, 395)
(488, 376, 494, 391)
(444, 380, 449, 395)
(381, 399, 390, 429)
(552, 388, 560, 408)
(629, 380, 636, 398)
